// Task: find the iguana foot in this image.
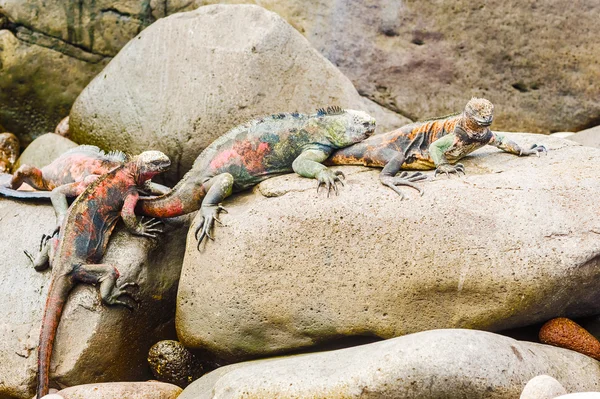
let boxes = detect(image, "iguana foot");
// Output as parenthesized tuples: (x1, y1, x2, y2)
(520, 144, 548, 157)
(25, 233, 53, 271)
(195, 204, 227, 249)
(131, 217, 163, 239)
(434, 163, 465, 178)
(380, 172, 427, 199)
(316, 169, 345, 197)
(106, 281, 139, 310)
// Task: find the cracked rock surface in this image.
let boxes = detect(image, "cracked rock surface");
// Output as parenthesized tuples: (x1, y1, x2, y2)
(176, 134, 600, 362)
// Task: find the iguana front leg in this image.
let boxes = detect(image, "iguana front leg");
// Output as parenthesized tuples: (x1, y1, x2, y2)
(489, 133, 548, 156)
(122, 191, 163, 239)
(50, 175, 101, 233)
(194, 173, 233, 248)
(292, 148, 345, 197)
(429, 134, 466, 177)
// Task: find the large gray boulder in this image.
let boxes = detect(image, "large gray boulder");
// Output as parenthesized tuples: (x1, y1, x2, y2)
(569, 126, 600, 149)
(178, 329, 600, 399)
(69, 4, 407, 183)
(0, 199, 190, 399)
(176, 134, 600, 361)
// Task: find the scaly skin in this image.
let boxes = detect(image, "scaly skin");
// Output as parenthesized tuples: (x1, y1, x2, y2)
(0, 145, 169, 229)
(329, 98, 547, 198)
(34, 150, 171, 398)
(136, 107, 376, 247)
(0, 132, 19, 173)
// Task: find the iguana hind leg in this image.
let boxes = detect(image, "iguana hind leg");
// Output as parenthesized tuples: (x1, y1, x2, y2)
(379, 153, 427, 199)
(11, 164, 47, 190)
(25, 234, 54, 272)
(194, 173, 233, 249)
(72, 263, 138, 310)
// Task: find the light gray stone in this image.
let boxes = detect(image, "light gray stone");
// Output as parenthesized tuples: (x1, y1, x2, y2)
(0, 199, 190, 398)
(555, 394, 600, 399)
(178, 329, 600, 399)
(176, 134, 600, 361)
(70, 4, 408, 183)
(569, 126, 600, 149)
(520, 375, 567, 399)
(56, 382, 182, 399)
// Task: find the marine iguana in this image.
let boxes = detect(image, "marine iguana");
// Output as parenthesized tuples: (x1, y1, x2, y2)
(328, 98, 547, 198)
(0, 145, 169, 230)
(34, 150, 170, 398)
(135, 107, 376, 247)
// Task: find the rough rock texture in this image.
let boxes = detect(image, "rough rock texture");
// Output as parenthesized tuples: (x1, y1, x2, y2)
(555, 395, 600, 399)
(171, 0, 600, 134)
(520, 375, 567, 399)
(54, 117, 70, 138)
(56, 382, 182, 399)
(12, 133, 78, 171)
(178, 329, 600, 399)
(176, 134, 600, 361)
(148, 340, 204, 388)
(0, 29, 107, 145)
(569, 126, 600, 149)
(540, 318, 600, 361)
(0, 132, 19, 172)
(69, 4, 407, 183)
(0, 200, 190, 399)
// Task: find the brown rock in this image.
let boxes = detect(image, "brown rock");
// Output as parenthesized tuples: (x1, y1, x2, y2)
(0, 132, 19, 172)
(69, 4, 408, 183)
(0, 29, 109, 144)
(148, 340, 204, 388)
(539, 318, 600, 361)
(56, 382, 182, 399)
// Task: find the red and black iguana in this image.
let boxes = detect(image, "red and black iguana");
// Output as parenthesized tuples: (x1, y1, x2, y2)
(328, 98, 547, 198)
(0, 145, 169, 230)
(134, 107, 376, 247)
(32, 150, 170, 398)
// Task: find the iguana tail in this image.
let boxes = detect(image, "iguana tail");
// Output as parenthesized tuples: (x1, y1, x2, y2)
(37, 275, 73, 398)
(136, 170, 208, 218)
(0, 185, 52, 200)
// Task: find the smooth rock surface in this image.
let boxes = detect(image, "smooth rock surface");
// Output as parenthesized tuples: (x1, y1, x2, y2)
(13, 133, 78, 171)
(179, 329, 600, 399)
(0, 199, 190, 399)
(177, 134, 600, 361)
(56, 382, 182, 399)
(520, 375, 567, 399)
(555, 394, 600, 399)
(70, 4, 407, 183)
(569, 126, 600, 149)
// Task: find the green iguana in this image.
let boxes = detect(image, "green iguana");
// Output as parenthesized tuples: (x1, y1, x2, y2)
(135, 107, 376, 247)
(328, 98, 547, 198)
(33, 150, 171, 398)
(0, 145, 169, 230)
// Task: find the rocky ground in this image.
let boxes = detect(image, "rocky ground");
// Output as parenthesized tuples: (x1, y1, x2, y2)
(0, 2, 599, 399)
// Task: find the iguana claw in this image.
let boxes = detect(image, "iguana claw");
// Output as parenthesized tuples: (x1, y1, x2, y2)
(132, 216, 163, 239)
(316, 169, 345, 197)
(434, 163, 465, 178)
(520, 144, 547, 157)
(380, 172, 427, 199)
(195, 204, 227, 249)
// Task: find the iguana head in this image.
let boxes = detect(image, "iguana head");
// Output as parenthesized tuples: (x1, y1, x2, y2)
(316, 106, 376, 148)
(464, 98, 494, 127)
(134, 150, 171, 183)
